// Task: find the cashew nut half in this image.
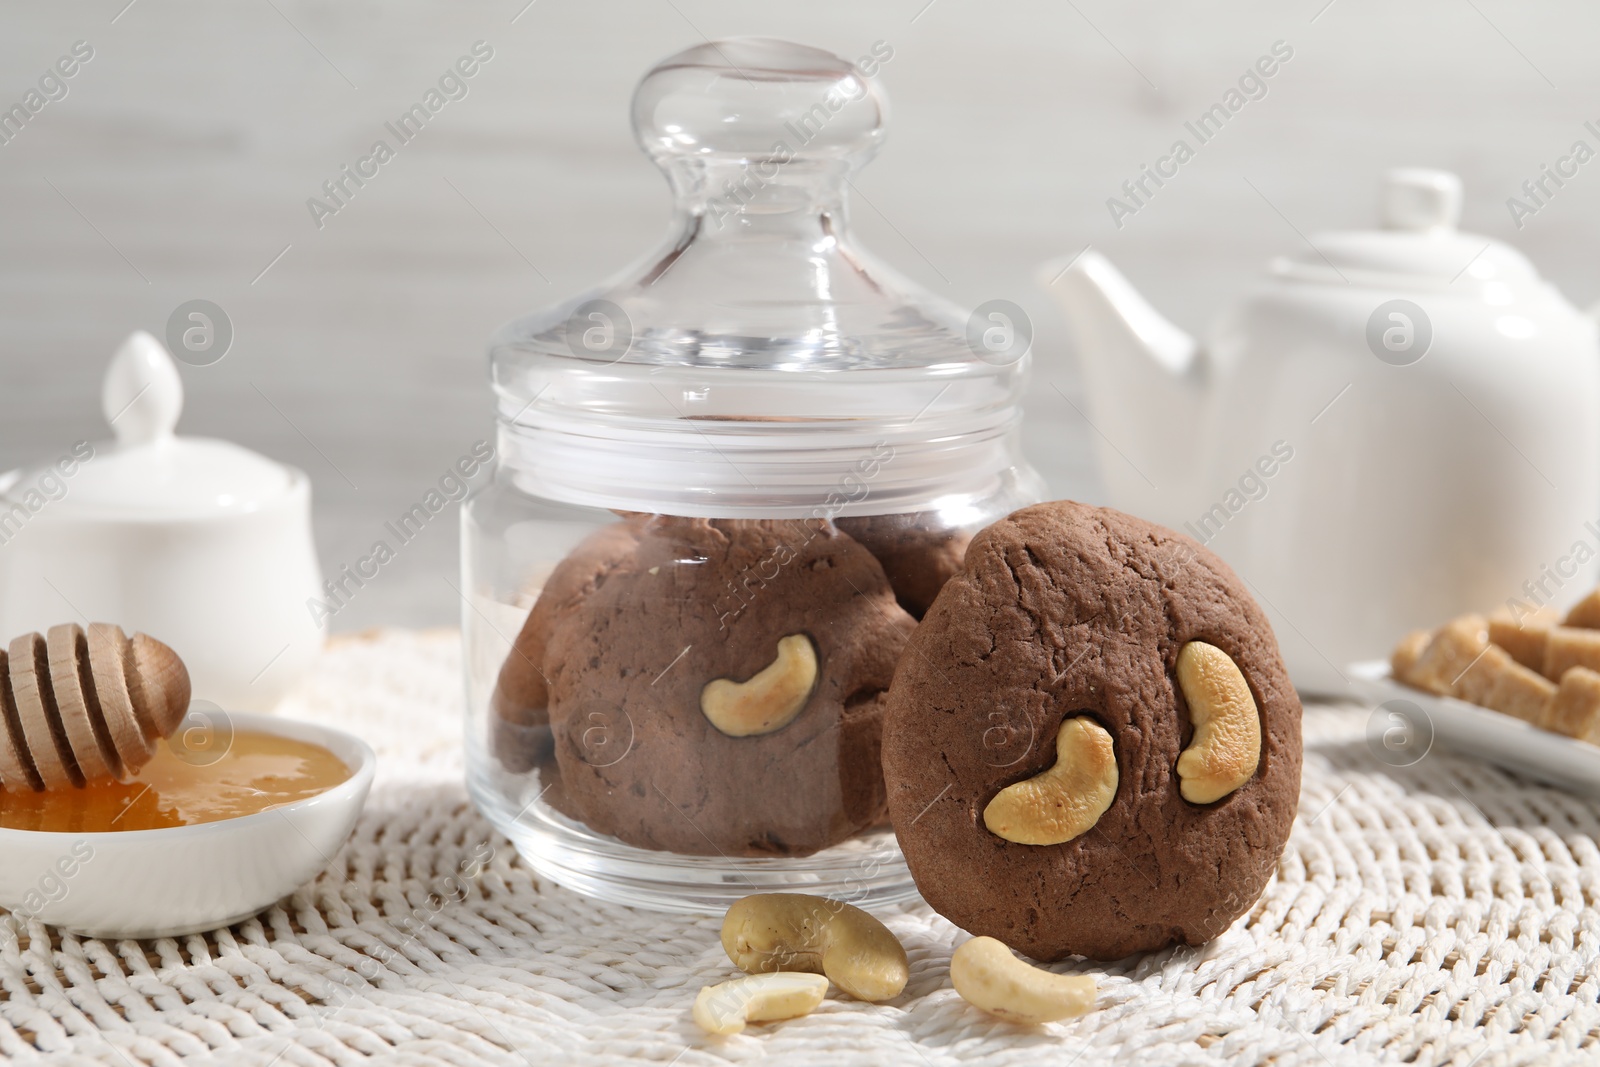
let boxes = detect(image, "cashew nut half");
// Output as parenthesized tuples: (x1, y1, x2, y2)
(1175, 641, 1261, 804)
(982, 717, 1117, 846)
(721, 892, 909, 1002)
(949, 937, 1096, 1025)
(700, 634, 818, 737)
(692, 972, 829, 1035)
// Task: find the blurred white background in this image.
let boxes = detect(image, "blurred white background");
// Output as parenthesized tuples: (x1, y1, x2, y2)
(2, 0, 1596, 630)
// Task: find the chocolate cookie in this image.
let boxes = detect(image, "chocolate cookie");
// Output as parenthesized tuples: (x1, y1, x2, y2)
(546, 516, 915, 856)
(491, 519, 644, 773)
(836, 513, 971, 619)
(881, 500, 1301, 961)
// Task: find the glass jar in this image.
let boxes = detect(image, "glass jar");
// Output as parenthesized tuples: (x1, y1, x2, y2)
(461, 38, 1043, 913)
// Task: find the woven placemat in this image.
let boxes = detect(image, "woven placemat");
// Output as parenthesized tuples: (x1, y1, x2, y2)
(3, 628, 1599, 1066)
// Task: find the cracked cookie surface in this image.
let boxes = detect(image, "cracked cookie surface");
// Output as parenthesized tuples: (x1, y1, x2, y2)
(881, 500, 1301, 960)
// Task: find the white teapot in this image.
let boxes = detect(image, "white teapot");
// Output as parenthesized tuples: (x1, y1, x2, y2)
(1043, 168, 1600, 694)
(0, 332, 324, 709)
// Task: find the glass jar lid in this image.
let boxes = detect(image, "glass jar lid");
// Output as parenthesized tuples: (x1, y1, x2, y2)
(490, 38, 1036, 519)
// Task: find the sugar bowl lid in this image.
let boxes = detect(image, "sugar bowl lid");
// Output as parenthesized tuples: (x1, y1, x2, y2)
(2, 332, 298, 521)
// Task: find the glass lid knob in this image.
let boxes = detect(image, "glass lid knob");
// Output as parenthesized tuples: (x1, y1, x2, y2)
(631, 37, 886, 175)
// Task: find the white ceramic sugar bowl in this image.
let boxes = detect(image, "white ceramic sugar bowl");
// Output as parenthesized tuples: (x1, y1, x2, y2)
(0, 332, 323, 710)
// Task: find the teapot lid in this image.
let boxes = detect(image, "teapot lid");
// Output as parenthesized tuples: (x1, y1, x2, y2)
(0, 332, 297, 521)
(1275, 168, 1542, 289)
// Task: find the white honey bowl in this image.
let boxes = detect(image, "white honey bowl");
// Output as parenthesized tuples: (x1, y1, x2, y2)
(0, 713, 374, 940)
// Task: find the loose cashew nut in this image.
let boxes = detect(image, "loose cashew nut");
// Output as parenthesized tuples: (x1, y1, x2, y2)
(982, 717, 1117, 846)
(1174, 641, 1261, 804)
(721, 892, 909, 1002)
(949, 936, 1096, 1025)
(692, 972, 829, 1035)
(700, 634, 818, 737)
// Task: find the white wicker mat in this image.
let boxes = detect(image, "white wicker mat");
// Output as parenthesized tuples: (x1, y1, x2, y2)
(4, 628, 1600, 1066)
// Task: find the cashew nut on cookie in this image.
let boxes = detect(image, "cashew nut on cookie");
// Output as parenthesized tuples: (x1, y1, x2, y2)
(982, 717, 1118, 846)
(700, 635, 818, 737)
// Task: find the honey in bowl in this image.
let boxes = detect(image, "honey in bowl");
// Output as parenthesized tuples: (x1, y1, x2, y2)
(0, 731, 352, 833)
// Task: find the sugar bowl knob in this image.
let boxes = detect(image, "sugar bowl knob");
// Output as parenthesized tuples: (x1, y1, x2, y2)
(101, 330, 183, 448)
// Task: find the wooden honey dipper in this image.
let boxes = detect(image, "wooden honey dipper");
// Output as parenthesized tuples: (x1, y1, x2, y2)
(0, 623, 190, 792)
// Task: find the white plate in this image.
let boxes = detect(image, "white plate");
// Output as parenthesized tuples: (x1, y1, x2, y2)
(1348, 660, 1600, 798)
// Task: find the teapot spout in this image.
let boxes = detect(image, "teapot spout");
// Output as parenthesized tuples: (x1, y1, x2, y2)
(1039, 249, 1205, 525)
